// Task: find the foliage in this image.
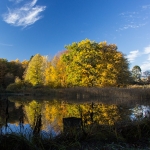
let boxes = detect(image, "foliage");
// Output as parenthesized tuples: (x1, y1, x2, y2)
(24, 54, 47, 86)
(1, 39, 147, 89)
(44, 62, 58, 87)
(62, 39, 131, 87)
(0, 58, 28, 88)
(6, 80, 32, 91)
(45, 52, 67, 87)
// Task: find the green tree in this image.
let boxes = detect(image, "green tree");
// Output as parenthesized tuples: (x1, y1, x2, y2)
(62, 39, 130, 87)
(24, 54, 46, 86)
(132, 65, 141, 82)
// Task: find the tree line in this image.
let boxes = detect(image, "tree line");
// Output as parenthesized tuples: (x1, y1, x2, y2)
(0, 58, 28, 89)
(0, 39, 149, 91)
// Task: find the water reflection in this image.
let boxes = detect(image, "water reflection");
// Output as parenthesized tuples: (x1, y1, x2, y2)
(0, 96, 150, 137)
(1, 123, 57, 139)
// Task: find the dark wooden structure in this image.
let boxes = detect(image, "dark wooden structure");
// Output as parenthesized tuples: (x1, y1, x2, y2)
(63, 117, 82, 133)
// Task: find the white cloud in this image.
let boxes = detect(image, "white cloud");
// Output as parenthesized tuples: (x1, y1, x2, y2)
(139, 46, 150, 71)
(140, 62, 150, 71)
(3, 0, 46, 27)
(127, 45, 150, 71)
(143, 45, 150, 54)
(126, 50, 139, 62)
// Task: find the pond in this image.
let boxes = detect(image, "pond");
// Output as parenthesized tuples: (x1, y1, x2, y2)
(0, 95, 150, 138)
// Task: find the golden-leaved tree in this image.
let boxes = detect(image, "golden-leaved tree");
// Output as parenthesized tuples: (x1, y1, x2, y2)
(24, 54, 47, 86)
(45, 52, 67, 87)
(62, 39, 131, 87)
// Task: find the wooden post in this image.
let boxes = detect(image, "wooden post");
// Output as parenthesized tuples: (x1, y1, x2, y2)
(63, 117, 82, 133)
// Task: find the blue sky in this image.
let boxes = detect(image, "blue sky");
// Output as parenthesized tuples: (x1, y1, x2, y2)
(0, 0, 150, 72)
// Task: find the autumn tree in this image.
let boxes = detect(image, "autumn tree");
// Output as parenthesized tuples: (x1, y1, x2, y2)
(45, 52, 67, 87)
(21, 60, 29, 71)
(62, 39, 130, 87)
(24, 54, 47, 86)
(44, 62, 57, 87)
(7, 59, 23, 79)
(0, 58, 27, 88)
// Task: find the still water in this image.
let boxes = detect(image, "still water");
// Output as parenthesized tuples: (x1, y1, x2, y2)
(0, 96, 150, 137)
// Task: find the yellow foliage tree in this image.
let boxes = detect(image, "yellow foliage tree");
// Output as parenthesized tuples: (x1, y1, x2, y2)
(45, 52, 67, 87)
(24, 54, 47, 86)
(62, 39, 131, 87)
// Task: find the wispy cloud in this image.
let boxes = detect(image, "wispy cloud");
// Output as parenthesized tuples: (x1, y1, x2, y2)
(117, 7, 149, 31)
(126, 50, 139, 62)
(0, 43, 13, 47)
(118, 23, 146, 31)
(2, 0, 46, 28)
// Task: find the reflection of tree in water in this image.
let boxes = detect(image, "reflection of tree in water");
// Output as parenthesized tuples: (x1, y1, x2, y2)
(80, 103, 121, 126)
(24, 100, 42, 134)
(0, 97, 10, 130)
(3, 98, 124, 133)
(0, 97, 28, 132)
(43, 100, 122, 132)
(43, 100, 81, 132)
(0, 97, 6, 127)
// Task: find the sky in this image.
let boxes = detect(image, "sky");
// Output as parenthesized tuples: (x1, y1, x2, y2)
(0, 0, 150, 72)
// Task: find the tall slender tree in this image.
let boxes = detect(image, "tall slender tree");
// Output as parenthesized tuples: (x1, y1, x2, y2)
(24, 54, 46, 86)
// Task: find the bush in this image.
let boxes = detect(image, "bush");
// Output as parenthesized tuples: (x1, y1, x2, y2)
(6, 81, 32, 92)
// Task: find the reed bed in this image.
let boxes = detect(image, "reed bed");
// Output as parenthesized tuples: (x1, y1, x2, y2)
(3, 86, 150, 103)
